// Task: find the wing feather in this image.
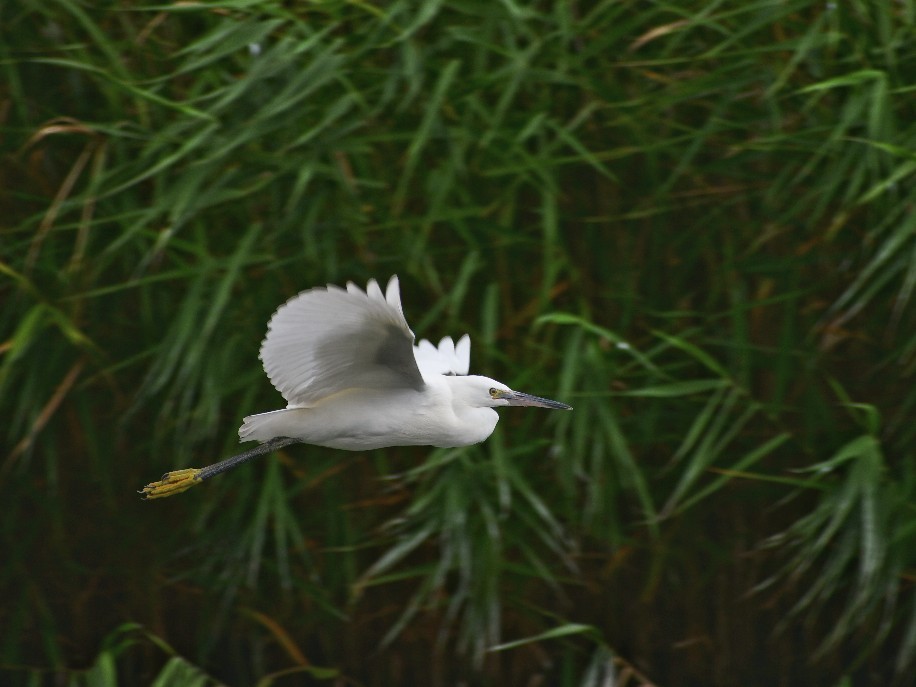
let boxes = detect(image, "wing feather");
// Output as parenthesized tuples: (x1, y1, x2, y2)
(413, 334, 471, 376)
(260, 276, 425, 407)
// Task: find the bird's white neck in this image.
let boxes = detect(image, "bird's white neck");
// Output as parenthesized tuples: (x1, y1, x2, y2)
(434, 375, 500, 447)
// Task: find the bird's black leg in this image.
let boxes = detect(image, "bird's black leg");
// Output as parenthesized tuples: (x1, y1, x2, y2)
(140, 436, 300, 499)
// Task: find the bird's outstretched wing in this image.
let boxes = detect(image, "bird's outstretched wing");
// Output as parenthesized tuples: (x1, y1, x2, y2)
(413, 335, 470, 376)
(260, 276, 425, 407)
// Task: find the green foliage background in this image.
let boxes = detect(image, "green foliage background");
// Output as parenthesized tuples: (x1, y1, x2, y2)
(3, 1, 916, 685)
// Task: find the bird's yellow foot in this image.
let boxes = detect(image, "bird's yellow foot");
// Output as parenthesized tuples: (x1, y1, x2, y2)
(140, 468, 204, 499)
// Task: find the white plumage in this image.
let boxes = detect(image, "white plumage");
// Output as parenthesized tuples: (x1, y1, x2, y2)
(238, 276, 570, 450)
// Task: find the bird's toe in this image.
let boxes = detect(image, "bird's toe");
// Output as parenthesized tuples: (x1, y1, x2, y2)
(141, 468, 204, 499)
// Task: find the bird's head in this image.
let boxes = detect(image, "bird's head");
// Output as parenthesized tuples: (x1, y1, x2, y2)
(458, 375, 572, 410)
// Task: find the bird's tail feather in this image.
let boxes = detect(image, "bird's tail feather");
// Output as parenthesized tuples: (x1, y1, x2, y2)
(238, 409, 304, 443)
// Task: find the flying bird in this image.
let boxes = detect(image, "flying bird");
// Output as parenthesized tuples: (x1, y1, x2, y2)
(142, 276, 571, 499)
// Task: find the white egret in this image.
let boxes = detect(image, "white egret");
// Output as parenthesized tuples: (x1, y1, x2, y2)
(141, 276, 571, 499)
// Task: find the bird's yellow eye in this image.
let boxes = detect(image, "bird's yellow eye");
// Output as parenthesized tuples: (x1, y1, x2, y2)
(489, 388, 499, 397)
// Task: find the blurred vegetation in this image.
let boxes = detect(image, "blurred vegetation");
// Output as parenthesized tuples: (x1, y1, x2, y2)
(2, 0, 916, 685)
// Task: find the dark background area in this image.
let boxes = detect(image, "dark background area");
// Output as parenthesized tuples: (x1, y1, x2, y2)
(2, 1, 916, 685)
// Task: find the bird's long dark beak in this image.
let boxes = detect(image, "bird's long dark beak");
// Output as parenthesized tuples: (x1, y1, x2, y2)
(505, 390, 572, 410)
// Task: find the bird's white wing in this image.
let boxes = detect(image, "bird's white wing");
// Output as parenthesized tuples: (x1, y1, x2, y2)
(260, 276, 425, 407)
(413, 334, 471, 376)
